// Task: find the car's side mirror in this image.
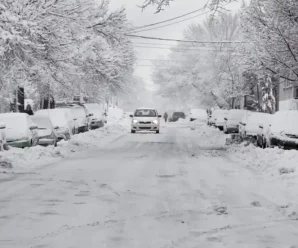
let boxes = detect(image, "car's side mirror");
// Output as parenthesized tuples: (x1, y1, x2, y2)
(129, 115, 133, 118)
(54, 126, 59, 130)
(30, 125, 38, 130)
(224, 118, 227, 121)
(0, 123, 6, 129)
(259, 125, 263, 129)
(158, 115, 162, 118)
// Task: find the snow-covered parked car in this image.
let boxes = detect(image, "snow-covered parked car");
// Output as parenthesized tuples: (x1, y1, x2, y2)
(130, 108, 162, 133)
(0, 113, 39, 148)
(170, 112, 186, 122)
(83, 103, 106, 129)
(223, 109, 248, 134)
(35, 109, 77, 140)
(189, 109, 207, 122)
(239, 111, 272, 140)
(0, 122, 7, 151)
(68, 105, 89, 133)
(31, 115, 58, 147)
(265, 110, 298, 149)
(213, 109, 229, 130)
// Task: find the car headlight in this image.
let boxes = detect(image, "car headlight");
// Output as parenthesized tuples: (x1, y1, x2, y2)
(133, 120, 138, 124)
(152, 120, 158, 124)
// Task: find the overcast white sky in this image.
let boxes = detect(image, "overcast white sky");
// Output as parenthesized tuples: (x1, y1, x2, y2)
(109, 0, 241, 94)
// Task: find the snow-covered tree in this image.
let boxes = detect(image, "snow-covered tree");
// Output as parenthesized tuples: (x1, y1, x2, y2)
(152, 12, 247, 109)
(0, 0, 135, 109)
(242, 0, 298, 83)
(141, 0, 237, 13)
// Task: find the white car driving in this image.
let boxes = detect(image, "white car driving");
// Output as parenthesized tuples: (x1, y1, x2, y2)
(130, 108, 162, 133)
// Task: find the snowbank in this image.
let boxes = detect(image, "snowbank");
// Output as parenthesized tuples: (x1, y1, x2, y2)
(107, 107, 124, 124)
(227, 143, 298, 176)
(0, 107, 125, 171)
(192, 121, 298, 178)
(191, 121, 227, 147)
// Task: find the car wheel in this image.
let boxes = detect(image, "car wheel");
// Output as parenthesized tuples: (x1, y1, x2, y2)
(131, 130, 136, 133)
(156, 130, 160, 134)
(54, 140, 58, 147)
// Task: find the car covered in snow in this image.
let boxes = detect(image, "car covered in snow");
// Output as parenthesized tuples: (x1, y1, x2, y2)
(0, 113, 39, 148)
(189, 109, 207, 122)
(223, 109, 248, 134)
(213, 109, 229, 130)
(265, 110, 298, 149)
(130, 108, 162, 133)
(35, 109, 77, 140)
(0, 122, 7, 151)
(239, 112, 272, 140)
(31, 115, 58, 146)
(68, 105, 90, 133)
(170, 112, 186, 122)
(83, 103, 106, 129)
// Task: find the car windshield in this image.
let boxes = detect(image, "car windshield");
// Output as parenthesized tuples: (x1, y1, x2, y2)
(246, 113, 270, 124)
(0, 114, 27, 131)
(31, 116, 53, 129)
(70, 107, 85, 118)
(228, 110, 247, 120)
(36, 110, 68, 127)
(134, 109, 157, 117)
(173, 112, 185, 117)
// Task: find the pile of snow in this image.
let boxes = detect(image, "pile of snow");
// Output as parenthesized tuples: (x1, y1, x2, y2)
(227, 143, 298, 177)
(191, 121, 227, 147)
(107, 107, 124, 124)
(0, 108, 125, 171)
(175, 118, 189, 124)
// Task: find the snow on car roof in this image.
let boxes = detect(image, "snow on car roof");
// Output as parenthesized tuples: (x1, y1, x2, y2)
(136, 108, 156, 110)
(0, 113, 28, 118)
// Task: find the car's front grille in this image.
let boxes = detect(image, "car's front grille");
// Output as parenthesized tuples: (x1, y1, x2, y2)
(139, 121, 152, 124)
(286, 134, 298, 139)
(139, 127, 152, 130)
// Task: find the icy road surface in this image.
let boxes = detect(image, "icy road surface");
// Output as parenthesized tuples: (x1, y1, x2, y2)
(1, 122, 298, 248)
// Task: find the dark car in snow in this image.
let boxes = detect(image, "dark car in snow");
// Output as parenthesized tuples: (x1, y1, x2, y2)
(170, 112, 186, 122)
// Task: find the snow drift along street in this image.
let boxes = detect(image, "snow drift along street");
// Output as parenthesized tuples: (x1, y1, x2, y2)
(0, 107, 125, 170)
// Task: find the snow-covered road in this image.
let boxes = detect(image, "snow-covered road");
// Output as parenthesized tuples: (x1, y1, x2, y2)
(1, 121, 298, 248)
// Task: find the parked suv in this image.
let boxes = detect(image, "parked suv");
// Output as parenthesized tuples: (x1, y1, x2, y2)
(239, 112, 272, 140)
(265, 110, 298, 149)
(224, 109, 248, 134)
(171, 112, 186, 122)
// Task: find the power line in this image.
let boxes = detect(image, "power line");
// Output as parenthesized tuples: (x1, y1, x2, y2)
(128, 10, 212, 34)
(128, 2, 230, 33)
(128, 6, 205, 32)
(132, 42, 207, 48)
(136, 58, 188, 62)
(134, 45, 234, 52)
(126, 34, 246, 44)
